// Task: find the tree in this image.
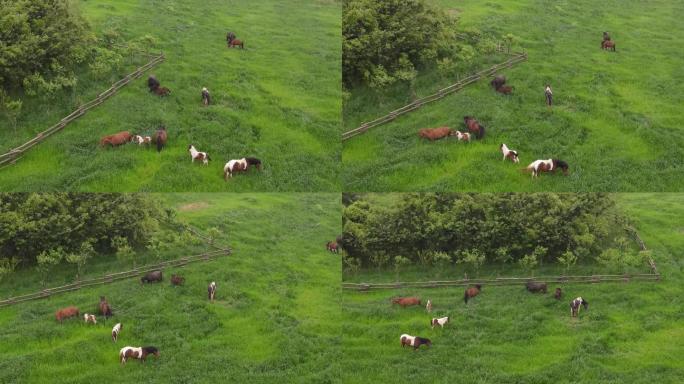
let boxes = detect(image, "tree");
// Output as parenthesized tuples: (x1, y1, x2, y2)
(558, 250, 577, 272)
(0, 257, 19, 283)
(393, 255, 411, 277)
(37, 248, 64, 286)
(113, 236, 136, 268)
(456, 249, 485, 274)
(65, 240, 94, 280)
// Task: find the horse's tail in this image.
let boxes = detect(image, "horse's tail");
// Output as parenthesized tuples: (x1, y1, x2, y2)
(477, 125, 485, 139)
(464, 291, 469, 304)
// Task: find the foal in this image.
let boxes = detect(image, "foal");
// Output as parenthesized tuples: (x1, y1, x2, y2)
(188, 145, 211, 165)
(83, 313, 97, 324)
(453, 130, 471, 142)
(570, 297, 589, 317)
(500, 143, 520, 163)
(431, 316, 449, 329)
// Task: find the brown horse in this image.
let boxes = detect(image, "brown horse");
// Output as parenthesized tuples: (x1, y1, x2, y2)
(490, 75, 506, 90)
(601, 40, 616, 51)
(141, 270, 163, 284)
(55, 306, 80, 323)
(154, 87, 171, 96)
(525, 281, 548, 293)
(229, 39, 244, 49)
(418, 127, 453, 141)
(326, 241, 339, 254)
(463, 116, 485, 139)
(496, 85, 513, 95)
(99, 296, 113, 319)
(554, 287, 563, 300)
(153, 126, 167, 152)
(464, 284, 482, 304)
(391, 297, 421, 308)
(100, 131, 132, 148)
(170, 274, 185, 286)
(119, 346, 159, 364)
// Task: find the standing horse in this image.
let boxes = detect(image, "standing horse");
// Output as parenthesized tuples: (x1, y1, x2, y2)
(188, 145, 211, 165)
(153, 126, 167, 152)
(500, 143, 520, 163)
(55, 306, 80, 323)
(491, 75, 506, 90)
(454, 130, 471, 142)
(100, 131, 132, 148)
(83, 313, 97, 324)
(391, 297, 421, 308)
(601, 40, 616, 51)
(223, 157, 262, 180)
(326, 241, 339, 254)
(464, 284, 482, 304)
(400, 334, 432, 350)
(431, 316, 449, 329)
(112, 323, 122, 342)
(201, 87, 211, 106)
(99, 296, 113, 319)
(554, 287, 563, 300)
(525, 281, 548, 293)
(170, 274, 185, 286)
(141, 270, 163, 284)
(463, 116, 485, 139)
(523, 159, 569, 177)
(229, 39, 244, 49)
(570, 297, 589, 317)
(119, 346, 159, 364)
(418, 127, 453, 141)
(426, 299, 432, 313)
(148, 75, 160, 92)
(208, 281, 217, 301)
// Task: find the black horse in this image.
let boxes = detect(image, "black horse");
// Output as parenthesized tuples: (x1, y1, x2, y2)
(490, 75, 506, 90)
(525, 281, 548, 293)
(141, 270, 163, 284)
(147, 75, 160, 92)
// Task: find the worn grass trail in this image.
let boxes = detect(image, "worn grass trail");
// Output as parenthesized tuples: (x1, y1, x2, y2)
(0, 193, 341, 383)
(341, 194, 684, 383)
(342, 0, 684, 192)
(0, 0, 340, 191)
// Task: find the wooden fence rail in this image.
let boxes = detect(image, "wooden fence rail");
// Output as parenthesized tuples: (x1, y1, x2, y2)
(0, 53, 165, 167)
(0, 248, 230, 308)
(342, 49, 528, 141)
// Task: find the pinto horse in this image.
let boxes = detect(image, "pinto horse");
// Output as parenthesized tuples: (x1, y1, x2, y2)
(463, 116, 485, 139)
(83, 313, 97, 324)
(201, 87, 211, 106)
(226, 31, 236, 45)
(525, 281, 548, 293)
(418, 127, 452, 141)
(601, 40, 616, 51)
(400, 334, 432, 350)
(570, 297, 588, 317)
(229, 39, 244, 49)
(223, 157, 262, 180)
(500, 143, 520, 163)
(523, 159, 569, 178)
(426, 299, 432, 313)
(391, 297, 421, 308)
(431, 316, 449, 329)
(112, 323, 122, 342)
(119, 346, 159, 364)
(99, 296, 113, 319)
(189, 145, 211, 165)
(55, 306, 79, 323)
(326, 241, 339, 254)
(464, 284, 482, 304)
(453, 130, 471, 142)
(208, 281, 217, 302)
(153, 126, 167, 152)
(100, 131, 132, 148)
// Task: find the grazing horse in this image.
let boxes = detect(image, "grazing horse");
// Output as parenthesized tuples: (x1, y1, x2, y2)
(55, 306, 79, 323)
(426, 299, 432, 313)
(100, 131, 132, 148)
(229, 39, 244, 49)
(223, 157, 262, 180)
(147, 75, 160, 92)
(112, 323, 122, 342)
(141, 270, 163, 284)
(554, 287, 563, 300)
(119, 346, 159, 364)
(463, 116, 485, 139)
(171, 274, 185, 286)
(153, 126, 167, 152)
(154, 86, 171, 96)
(491, 75, 506, 90)
(464, 284, 482, 304)
(500, 143, 520, 163)
(418, 127, 453, 141)
(570, 297, 589, 317)
(523, 159, 569, 177)
(188, 145, 211, 165)
(208, 281, 217, 301)
(226, 31, 236, 45)
(400, 334, 432, 350)
(453, 130, 471, 142)
(391, 297, 421, 308)
(99, 296, 113, 318)
(496, 85, 513, 95)
(601, 40, 616, 51)
(326, 241, 339, 254)
(201, 87, 211, 106)
(525, 281, 548, 293)
(83, 313, 97, 324)
(431, 316, 449, 329)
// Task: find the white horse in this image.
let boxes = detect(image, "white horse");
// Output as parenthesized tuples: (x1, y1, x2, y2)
(431, 316, 449, 329)
(112, 323, 122, 342)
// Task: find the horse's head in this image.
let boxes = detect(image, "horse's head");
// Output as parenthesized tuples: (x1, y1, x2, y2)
(475, 284, 482, 290)
(582, 300, 589, 310)
(554, 160, 569, 174)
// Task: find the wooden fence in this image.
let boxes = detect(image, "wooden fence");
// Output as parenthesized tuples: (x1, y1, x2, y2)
(0, 248, 230, 308)
(0, 52, 165, 167)
(342, 50, 528, 141)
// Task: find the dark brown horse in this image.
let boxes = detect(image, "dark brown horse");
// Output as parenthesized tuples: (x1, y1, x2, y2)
(464, 284, 482, 304)
(229, 39, 244, 49)
(391, 297, 421, 308)
(100, 131, 132, 148)
(147, 75, 160, 92)
(141, 270, 163, 284)
(154, 86, 171, 96)
(463, 116, 485, 139)
(99, 296, 113, 318)
(496, 85, 513, 95)
(153, 126, 167, 152)
(490, 75, 506, 90)
(55, 306, 79, 323)
(326, 241, 339, 253)
(601, 40, 616, 51)
(554, 287, 563, 300)
(170, 274, 185, 286)
(525, 281, 548, 293)
(418, 127, 453, 141)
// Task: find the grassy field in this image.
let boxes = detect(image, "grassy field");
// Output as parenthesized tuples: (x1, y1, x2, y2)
(341, 193, 684, 383)
(342, 0, 684, 192)
(0, 0, 340, 192)
(0, 193, 341, 383)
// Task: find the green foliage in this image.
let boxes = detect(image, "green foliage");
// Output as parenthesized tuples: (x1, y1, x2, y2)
(456, 249, 485, 271)
(558, 250, 578, 271)
(36, 247, 64, 285)
(393, 255, 411, 273)
(207, 227, 221, 245)
(64, 240, 94, 280)
(0, 257, 19, 282)
(113, 236, 135, 268)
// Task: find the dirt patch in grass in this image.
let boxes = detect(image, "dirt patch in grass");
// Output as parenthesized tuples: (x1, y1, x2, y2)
(178, 202, 210, 212)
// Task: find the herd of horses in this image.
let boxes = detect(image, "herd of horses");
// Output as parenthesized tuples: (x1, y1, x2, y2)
(52, 270, 220, 365)
(392, 282, 589, 351)
(98, 31, 261, 181)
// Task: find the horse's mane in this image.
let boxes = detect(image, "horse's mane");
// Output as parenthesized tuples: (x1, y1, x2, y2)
(142, 346, 158, 354)
(553, 159, 569, 169)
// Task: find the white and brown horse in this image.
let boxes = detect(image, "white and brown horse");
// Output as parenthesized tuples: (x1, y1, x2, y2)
(119, 346, 159, 364)
(431, 316, 449, 329)
(500, 143, 519, 163)
(523, 159, 569, 178)
(570, 297, 588, 317)
(83, 313, 97, 324)
(223, 157, 262, 180)
(201, 87, 211, 106)
(208, 281, 217, 302)
(400, 334, 432, 350)
(453, 130, 471, 142)
(188, 145, 211, 165)
(112, 323, 122, 342)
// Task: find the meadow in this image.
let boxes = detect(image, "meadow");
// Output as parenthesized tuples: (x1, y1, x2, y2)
(0, 0, 341, 192)
(341, 194, 684, 383)
(342, 0, 684, 192)
(0, 193, 342, 383)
